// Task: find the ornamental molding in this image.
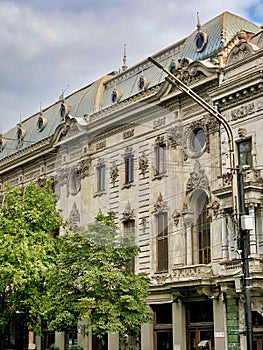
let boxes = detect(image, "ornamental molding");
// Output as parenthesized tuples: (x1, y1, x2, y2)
(169, 57, 217, 85)
(214, 83, 263, 111)
(152, 193, 168, 214)
(186, 160, 209, 194)
(227, 32, 257, 65)
(182, 120, 209, 159)
(167, 125, 184, 149)
(69, 202, 80, 230)
(139, 151, 149, 176)
(173, 264, 213, 280)
(172, 209, 181, 226)
(121, 201, 135, 221)
(90, 85, 161, 122)
(110, 161, 119, 185)
(78, 158, 90, 179)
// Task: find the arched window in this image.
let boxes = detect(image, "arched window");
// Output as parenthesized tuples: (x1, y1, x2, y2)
(196, 192, 211, 264)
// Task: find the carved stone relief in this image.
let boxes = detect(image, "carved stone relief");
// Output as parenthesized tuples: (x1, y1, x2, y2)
(152, 193, 168, 214)
(121, 201, 135, 221)
(186, 160, 209, 194)
(167, 126, 183, 149)
(139, 151, 149, 175)
(110, 161, 119, 185)
(69, 202, 80, 230)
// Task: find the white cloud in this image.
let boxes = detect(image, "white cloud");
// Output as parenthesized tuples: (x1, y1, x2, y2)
(0, 0, 261, 131)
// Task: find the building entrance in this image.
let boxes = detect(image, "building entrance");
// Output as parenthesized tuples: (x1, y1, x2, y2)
(186, 300, 214, 350)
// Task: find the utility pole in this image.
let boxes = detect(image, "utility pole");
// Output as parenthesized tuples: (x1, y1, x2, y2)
(148, 56, 254, 350)
(237, 167, 254, 350)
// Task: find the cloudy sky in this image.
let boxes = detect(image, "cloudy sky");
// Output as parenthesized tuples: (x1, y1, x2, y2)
(0, 0, 262, 132)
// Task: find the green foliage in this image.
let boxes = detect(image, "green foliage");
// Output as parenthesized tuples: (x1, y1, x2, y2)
(47, 212, 152, 335)
(46, 344, 59, 350)
(69, 346, 83, 350)
(0, 180, 63, 334)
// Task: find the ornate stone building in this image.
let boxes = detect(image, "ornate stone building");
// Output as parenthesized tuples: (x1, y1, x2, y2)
(1, 11, 263, 350)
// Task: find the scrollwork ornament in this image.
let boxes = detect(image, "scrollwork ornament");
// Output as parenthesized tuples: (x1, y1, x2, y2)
(153, 193, 168, 214)
(172, 209, 181, 226)
(110, 161, 119, 185)
(139, 151, 149, 175)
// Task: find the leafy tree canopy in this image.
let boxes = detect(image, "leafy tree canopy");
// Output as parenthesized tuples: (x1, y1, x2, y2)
(46, 212, 152, 336)
(0, 180, 62, 333)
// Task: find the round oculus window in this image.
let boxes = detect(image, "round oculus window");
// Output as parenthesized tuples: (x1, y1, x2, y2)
(195, 31, 207, 52)
(191, 127, 206, 152)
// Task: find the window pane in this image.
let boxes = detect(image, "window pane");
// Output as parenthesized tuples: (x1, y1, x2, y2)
(238, 139, 252, 167)
(155, 144, 166, 175)
(124, 220, 135, 273)
(197, 193, 211, 264)
(97, 165, 106, 192)
(125, 156, 134, 183)
(157, 213, 168, 271)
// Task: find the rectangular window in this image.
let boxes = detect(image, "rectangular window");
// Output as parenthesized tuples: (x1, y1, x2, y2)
(156, 212, 168, 272)
(237, 138, 252, 167)
(155, 144, 166, 175)
(123, 220, 135, 273)
(97, 164, 106, 192)
(153, 304, 173, 350)
(197, 194, 211, 264)
(125, 155, 134, 184)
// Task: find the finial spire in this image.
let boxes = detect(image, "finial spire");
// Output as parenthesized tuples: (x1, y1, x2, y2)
(197, 12, 201, 31)
(122, 44, 128, 71)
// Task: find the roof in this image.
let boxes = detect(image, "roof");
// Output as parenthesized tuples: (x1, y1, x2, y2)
(0, 11, 261, 160)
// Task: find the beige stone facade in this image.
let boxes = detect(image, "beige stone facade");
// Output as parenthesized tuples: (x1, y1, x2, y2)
(1, 11, 263, 350)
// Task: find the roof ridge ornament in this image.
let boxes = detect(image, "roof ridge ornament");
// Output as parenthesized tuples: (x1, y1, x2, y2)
(195, 12, 208, 52)
(122, 43, 128, 71)
(197, 11, 201, 31)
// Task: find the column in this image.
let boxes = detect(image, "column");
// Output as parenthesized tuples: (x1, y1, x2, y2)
(141, 322, 154, 350)
(108, 332, 119, 350)
(183, 210, 194, 265)
(173, 300, 186, 350)
(213, 296, 227, 350)
(248, 204, 257, 255)
(55, 332, 65, 350)
(222, 214, 229, 260)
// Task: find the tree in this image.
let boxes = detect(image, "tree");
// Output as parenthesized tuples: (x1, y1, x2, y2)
(46, 212, 152, 337)
(0, 180, 62, 347)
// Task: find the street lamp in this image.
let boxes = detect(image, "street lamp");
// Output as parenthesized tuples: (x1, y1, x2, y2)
(148, 56, 253, 350)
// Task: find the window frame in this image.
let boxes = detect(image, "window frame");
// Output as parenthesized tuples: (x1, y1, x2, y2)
(124, 154, 134, 184)
(196, 192, 211, 264)
(155, 143, 166, 177)
(96, 164, 106, 193)
(123, 219, 136, 273)
(237, 138, 252, 168)
(156, 212, 168, 272)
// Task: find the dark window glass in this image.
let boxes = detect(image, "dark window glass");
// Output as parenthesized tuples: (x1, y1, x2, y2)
(97, 165, 106, 192)
(237, 139, 252, 167)
(123, 220, 135, 273)
(191, 128, 206, 152)
(125, 155, 134, 184)
(155, 144, 166, 175)
(154, 304, 172, 324)
(157, 212, 168, 272)
(197, 192, 211, 264)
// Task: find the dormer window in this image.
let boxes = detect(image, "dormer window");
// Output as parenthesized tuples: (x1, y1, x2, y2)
(138, 75, 150, 90)
(111, 89, 122, 103)
(195, 31, 208, 52)
(17, 123, 26, 144)
(37, 115, 47, 131)
(60, 103, 71, 119)
(169, 59, 177, 74)
(0, 136, 6, 152)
